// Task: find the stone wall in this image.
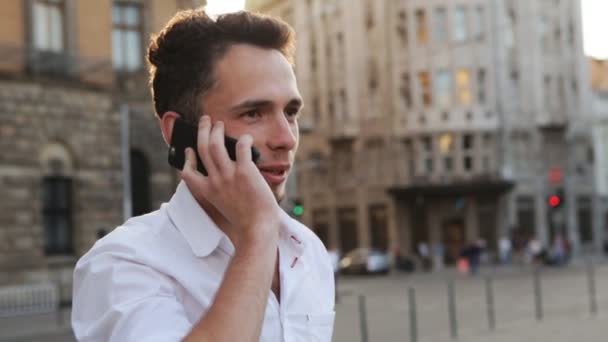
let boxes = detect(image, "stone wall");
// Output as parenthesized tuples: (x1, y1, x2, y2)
(0, 80, 123, 285)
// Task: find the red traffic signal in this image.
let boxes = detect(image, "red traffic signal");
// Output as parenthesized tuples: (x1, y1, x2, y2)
(548, 195, 561, 208)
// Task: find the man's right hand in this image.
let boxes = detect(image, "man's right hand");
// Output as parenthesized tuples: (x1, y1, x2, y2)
(180, 115, 282, 342)
(180, 115, 282, 249)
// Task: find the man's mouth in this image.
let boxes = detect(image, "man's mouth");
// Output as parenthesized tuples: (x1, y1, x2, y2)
(258, 164, 290, 185)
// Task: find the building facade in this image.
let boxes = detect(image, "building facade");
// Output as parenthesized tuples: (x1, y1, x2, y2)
(247, 0, 603, 261)
(590, 58, 608, 250)
(0, 0, 206, 292)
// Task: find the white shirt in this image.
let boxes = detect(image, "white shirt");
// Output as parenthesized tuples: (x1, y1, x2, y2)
(72, 181, 335, 342)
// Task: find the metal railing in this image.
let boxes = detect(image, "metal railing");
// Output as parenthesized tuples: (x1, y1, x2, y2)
(0, 283, 58, 318)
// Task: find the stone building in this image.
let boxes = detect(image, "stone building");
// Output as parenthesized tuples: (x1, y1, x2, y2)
(0, 0, 205, 292)
(247, 0, 603, 261)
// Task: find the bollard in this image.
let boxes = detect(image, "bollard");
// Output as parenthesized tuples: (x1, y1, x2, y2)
(358, 295, 369, 342)
(485, 276, 495, 331)
(447, 279, 458, 339)
(587, 258, 598, 315)
(409, 288, 418, 342)
(533, 267, 543, 321)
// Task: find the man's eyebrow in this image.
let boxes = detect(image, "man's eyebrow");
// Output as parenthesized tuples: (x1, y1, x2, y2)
(229, 98, 303, 111)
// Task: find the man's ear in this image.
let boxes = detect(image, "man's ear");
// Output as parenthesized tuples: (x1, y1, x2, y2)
(159, 111, 181, 146)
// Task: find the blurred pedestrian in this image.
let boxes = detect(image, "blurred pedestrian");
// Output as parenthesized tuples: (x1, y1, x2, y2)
(498, 236, 512, 265)
(417, 242, 431, 271)
(550, 234, 566, 266)
(527, 236, 543, 265)
(328, 244, 340, 303)
(460, 240, 484, 275)
(433, 242, 445, 271)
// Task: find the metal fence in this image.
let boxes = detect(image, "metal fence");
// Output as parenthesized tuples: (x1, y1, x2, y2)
(0, 283, 58, 318)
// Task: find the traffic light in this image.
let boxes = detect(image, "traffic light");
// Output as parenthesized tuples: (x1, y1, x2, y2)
(548, 195, 561, 208)
(547, 188, 564, 209)
(292, 198, 304, 217)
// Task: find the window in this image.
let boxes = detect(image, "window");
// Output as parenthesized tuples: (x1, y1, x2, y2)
(416, 9, 428, 44)
(418, 71, 432, 107)
(32, 0, 65, 52)
(473, 6, 485, 40)
(42, 175, 73, 255)
(339, 88, 347, 119)
(421, 136, 434, 173)
(544, 75, 552, 108)
(434, 7, 447, 42)
(568, 21, 575, 46)
(40, 144, 73, 255)
(505, 8, 516, 49)
(435, 69, 452, 108)
(397, 10, 408, 46)
(444, 157, 453, 172)
(423, 136, 433, 152)
(130, 150, 151, 216)
(462, 134, 475, 171)
(454, 6, 468, 42)
(439, 133, 454, 154)
(477, 69, 486, 104)
(539, 15, 550, 51)
(464, 156, 474, 171)
(369, 205, 389, 251)
(311, 41, 317, 71)
(369, 59, 379, 92)
(112, 2, 144, 71)
(463, 134, 474, 150)
(365, 0, 375, 30)
(456, 69, 472, 105)
(404, 139, 415, 177)
(312, 209, 330, 248)
(400, 73, 412, 109)
(313, 96, 321, 123)
(338, 208, 359, 253)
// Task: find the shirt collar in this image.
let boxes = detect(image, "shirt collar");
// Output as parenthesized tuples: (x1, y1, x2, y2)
(166, 181, 233, 257)
(166, 181, 306, 259)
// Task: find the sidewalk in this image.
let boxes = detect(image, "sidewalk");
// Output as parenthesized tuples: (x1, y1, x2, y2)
(432, 313, 608, 342)
(334, 261, 608, 342)
(0, 309, 75, 342)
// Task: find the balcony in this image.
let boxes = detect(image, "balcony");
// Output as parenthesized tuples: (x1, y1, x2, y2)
(26, 50, 74, 79)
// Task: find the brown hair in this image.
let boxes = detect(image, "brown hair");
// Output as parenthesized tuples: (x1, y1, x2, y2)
(147, 9, 295, 121)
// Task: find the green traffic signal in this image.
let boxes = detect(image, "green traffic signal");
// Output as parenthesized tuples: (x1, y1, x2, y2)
(293, 205, 304, 216)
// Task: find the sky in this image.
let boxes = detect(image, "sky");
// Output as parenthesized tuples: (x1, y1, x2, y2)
(205, 0, 608, 60)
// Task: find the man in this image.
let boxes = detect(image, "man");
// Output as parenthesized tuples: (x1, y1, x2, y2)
(72, 9, 335, 342)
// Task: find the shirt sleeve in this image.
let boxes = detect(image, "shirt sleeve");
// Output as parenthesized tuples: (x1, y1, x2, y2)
(72, 248, 193, 342)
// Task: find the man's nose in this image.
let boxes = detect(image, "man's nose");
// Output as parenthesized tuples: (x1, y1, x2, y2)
(267, 113, 297, 151)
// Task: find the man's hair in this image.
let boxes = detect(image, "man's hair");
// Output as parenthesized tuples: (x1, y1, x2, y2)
(147, 9, 295, 121)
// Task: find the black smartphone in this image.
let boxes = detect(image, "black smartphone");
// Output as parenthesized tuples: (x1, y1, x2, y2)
(168, 117, 261, 176)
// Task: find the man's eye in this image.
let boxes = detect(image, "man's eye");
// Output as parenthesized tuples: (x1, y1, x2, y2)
(243, 110, 261, 118)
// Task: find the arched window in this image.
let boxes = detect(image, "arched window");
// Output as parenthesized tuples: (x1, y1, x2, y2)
(40, 143, 74, 255)
(130, 149, 150, 216)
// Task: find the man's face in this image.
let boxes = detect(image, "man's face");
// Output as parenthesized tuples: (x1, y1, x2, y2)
(201, 44, 302, 202)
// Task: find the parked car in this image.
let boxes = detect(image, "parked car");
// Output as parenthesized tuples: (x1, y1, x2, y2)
(339, 248, 390, 275)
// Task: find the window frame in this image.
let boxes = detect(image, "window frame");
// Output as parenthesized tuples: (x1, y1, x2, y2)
(112, 1, 145, 72)
(42, 175, 74, 256)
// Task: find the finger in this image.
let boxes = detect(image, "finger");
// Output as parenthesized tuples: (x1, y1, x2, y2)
(197, 115, 218, 176)
(235, 134, 253, 166)
(208, 121, 232, 173)
(181, 148, 207, 189)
